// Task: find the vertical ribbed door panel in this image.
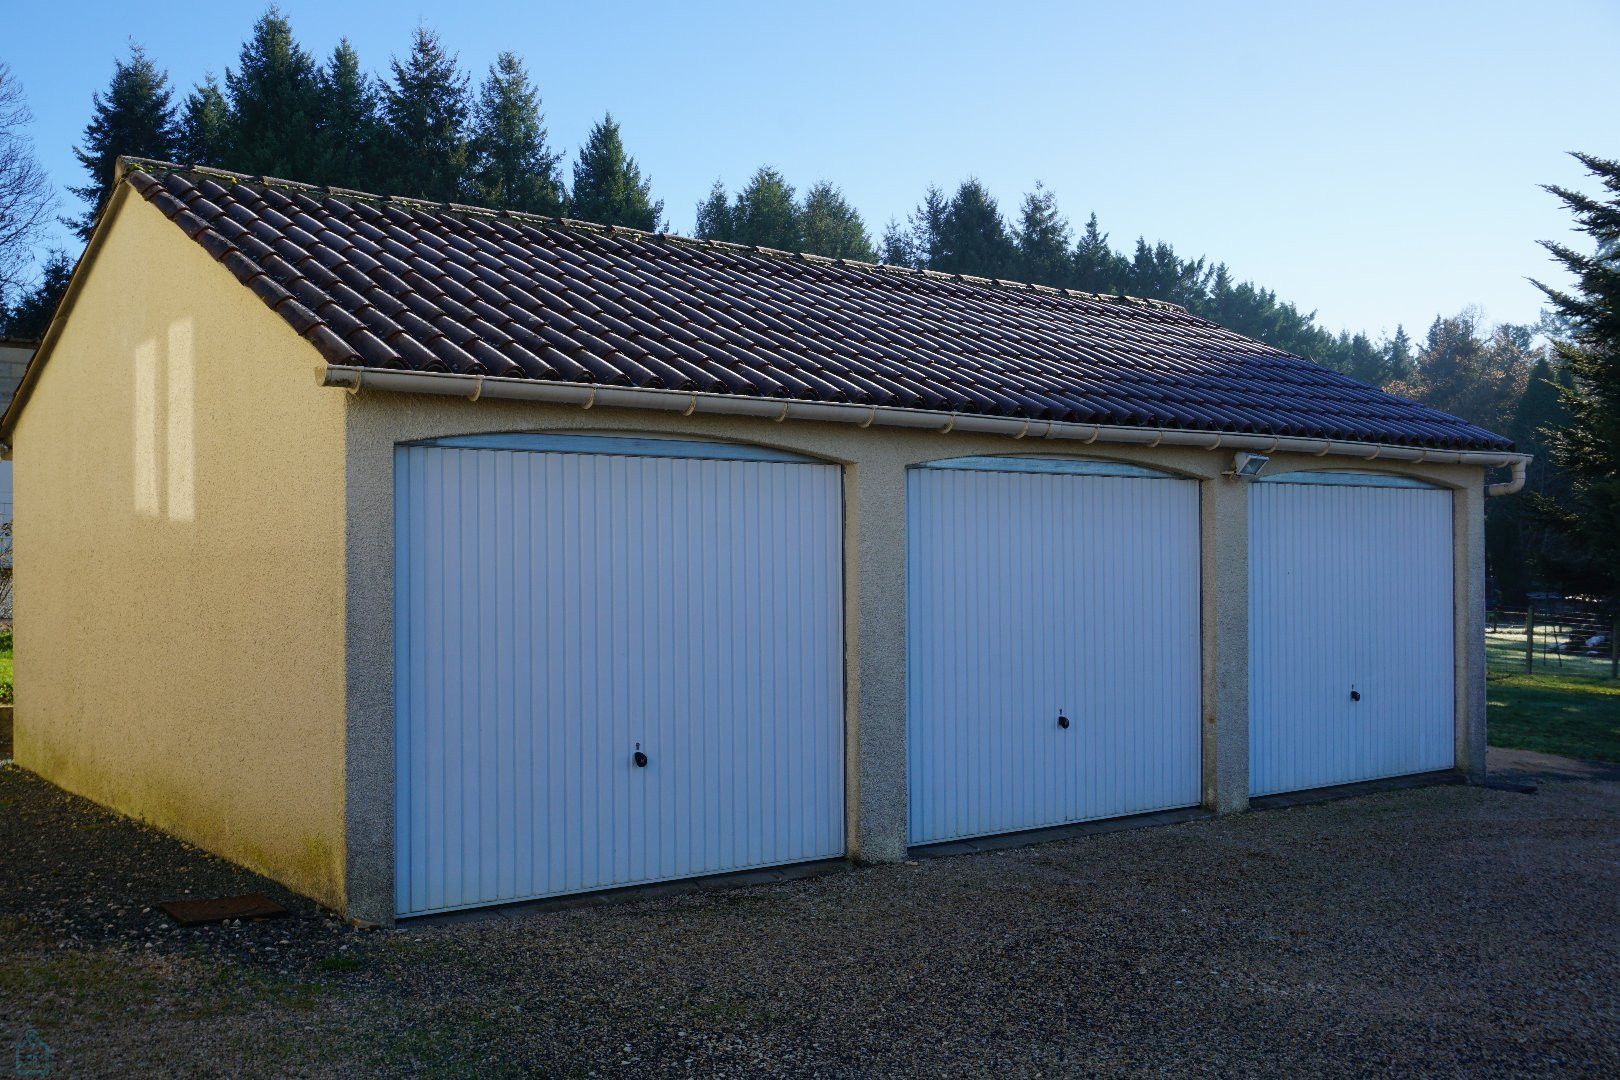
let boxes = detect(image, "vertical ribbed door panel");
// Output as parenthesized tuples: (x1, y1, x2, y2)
(394, 444, 844, 916)
(1248, 481, 1454, 796)
(906, 465, 1203, 846)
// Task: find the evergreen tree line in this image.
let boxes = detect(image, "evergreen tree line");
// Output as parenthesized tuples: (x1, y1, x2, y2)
(2, 16, 1616, 605)
(64, 9, 662, 242)
(694, 167, 876, 262)
(877, 179, 1417, 386)
(9, 3, 1417, 388)
(0, 4, 1447, 393)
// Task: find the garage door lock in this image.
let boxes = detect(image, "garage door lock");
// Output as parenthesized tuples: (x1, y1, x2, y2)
(633, 744, 649, 768)
(1349, 688, 1361, 702)
(1057, 712, 1071, 730)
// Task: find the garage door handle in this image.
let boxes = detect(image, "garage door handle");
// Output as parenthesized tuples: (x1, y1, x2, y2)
(1349, 688, 1361, 702)
(633, 744, 649, 768)
(1057, 713, 1071, 730)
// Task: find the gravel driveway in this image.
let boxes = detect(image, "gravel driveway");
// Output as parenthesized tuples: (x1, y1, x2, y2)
(2, 760, 1616, 1078)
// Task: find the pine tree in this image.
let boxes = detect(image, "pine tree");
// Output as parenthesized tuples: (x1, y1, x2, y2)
(0, 249, 71, 339)
(315, 40, 383, 191)
(467, 52, 563, 214)
(178, 74, 230, 167)
(1339, 331, 1387, 386)
(731, 167, 798, 250)
(798, 181, 875, 261)
(1071, 213, 1122, 293)
(935, 180, 1012, 278)
(693, 180, 733, 241)
(569, 113, 662, 230)
(1383, 325, 1415, 384)
(1513, 356, 1574, 489)
(880, 218, 914, 267)
(1385, 311, 1532, 432)
(1529, 151, 1620, 599)
(1125, 238, 1212, 309)
(1490, 356, 1577, 602)
(382, 27, 471, 201)
(1013, 182, 1071, 286)
(223, 7, 322, 180)
(896, 186, 948, 270)
(69, 43, 178, 239)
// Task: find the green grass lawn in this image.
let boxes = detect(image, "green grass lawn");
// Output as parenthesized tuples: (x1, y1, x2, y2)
(1486, 628, 1616, 680)
(1485, 626, 1620, 762)
(1487, 670, 1620, 763)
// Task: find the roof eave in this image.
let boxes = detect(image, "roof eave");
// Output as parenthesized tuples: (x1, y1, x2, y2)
(320, 364, 1529, 469)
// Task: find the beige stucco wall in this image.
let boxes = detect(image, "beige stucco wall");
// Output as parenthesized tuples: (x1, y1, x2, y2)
(10, 187, 349, 908)
(338, 390, 1490, 923)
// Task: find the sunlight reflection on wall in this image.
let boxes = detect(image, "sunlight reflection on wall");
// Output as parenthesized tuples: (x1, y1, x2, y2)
(132, 317, 195, 522)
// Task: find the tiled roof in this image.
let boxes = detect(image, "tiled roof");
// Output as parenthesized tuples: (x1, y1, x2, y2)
(125, 162, 1512, 452)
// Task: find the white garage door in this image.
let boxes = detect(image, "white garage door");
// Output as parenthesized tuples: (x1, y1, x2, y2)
(1249, 472, 1455, 797)
(906, 458, 1203, 846)
(394, 435, 845, 916)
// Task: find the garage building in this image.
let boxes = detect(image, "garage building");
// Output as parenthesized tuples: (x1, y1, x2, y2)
(0, 160, 1526, 923)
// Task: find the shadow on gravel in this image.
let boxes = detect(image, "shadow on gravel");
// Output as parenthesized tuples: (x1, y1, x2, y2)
(3, 760, 1618, 1078)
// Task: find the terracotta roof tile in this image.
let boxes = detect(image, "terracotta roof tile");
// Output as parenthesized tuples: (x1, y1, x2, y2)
(122, 161, 1513, 452)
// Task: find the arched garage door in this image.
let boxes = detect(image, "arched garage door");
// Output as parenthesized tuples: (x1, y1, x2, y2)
(393, 434, 845, 917)
(1248, 472, 1455, 796)
(906, 457, 1203, 846)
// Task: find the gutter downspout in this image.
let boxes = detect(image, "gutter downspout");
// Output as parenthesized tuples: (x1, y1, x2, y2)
(1484, 457, 1527, 497)
(320, 365, 1534, 484)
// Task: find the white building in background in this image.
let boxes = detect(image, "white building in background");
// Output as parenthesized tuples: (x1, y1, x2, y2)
(0, 337, 32, 526)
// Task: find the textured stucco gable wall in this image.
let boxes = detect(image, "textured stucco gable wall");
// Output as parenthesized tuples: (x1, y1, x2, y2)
(10, 187, 349, 908)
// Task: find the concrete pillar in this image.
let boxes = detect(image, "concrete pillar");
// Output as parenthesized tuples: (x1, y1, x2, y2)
(1455, 480, 1487, 782)
(846, 456, 911, 862)
(342, 408, 398, 927)
(1202, 474, 1250, 813)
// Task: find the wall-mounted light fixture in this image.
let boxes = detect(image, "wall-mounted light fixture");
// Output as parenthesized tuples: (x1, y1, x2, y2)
(1228, 451, 1270, 479)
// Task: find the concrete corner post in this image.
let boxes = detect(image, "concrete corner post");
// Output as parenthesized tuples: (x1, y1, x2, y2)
(1202, 475, 1250, 813)
(1456, 481, 1488, 783)
(846, 455, 911, 863)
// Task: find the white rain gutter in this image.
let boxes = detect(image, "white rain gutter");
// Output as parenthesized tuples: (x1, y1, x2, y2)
(321, 365, 1532, 494)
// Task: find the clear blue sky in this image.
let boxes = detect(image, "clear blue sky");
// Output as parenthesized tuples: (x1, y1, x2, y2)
(4, 0, 1617, 339)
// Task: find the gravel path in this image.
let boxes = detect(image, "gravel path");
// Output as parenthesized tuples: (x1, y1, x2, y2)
(2, 761, 1617, 1078)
